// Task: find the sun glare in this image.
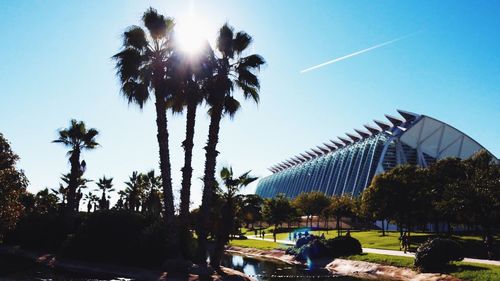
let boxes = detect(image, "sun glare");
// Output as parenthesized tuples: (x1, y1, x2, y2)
(175, 2, 207, 56)
(176, 19, 206, 56)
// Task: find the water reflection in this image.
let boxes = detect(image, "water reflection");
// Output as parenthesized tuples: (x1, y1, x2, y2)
(222, 254, 362, 281)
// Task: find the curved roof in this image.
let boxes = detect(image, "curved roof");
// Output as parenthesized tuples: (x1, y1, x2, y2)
(267, 110, 497, 173)
(400, 115, 496, 161)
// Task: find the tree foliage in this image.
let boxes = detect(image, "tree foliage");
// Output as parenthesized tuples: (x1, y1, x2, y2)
(0, 133, 28, 240)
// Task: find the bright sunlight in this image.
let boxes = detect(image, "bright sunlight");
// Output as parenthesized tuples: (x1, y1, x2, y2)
(175, 2, 208, 55)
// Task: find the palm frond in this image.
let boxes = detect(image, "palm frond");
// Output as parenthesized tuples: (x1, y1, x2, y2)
(223, 95, 241, 118)
(123, 26, 147, 49)
(233, 31, 252, 54)
(113, 48, 143, 83)
(142, 7, 174, 40)
(217, 23, 234, 57)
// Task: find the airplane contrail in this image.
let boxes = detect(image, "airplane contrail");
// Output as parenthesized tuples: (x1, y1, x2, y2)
(300, 31, 421, 74)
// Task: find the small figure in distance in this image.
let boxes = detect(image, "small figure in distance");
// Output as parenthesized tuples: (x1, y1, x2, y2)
(320, 233, 325, 239)
(346, 229, 351, 237)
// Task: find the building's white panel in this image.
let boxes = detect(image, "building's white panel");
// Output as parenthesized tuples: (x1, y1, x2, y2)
(440, 139, 461, 159)
(460, 138, 481, 159)
(400, 119, 422, 147)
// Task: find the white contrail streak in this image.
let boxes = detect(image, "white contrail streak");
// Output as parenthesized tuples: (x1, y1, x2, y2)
(300, 31, 420, 74)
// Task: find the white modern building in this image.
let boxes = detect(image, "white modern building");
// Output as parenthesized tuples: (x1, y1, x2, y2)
(256, 110, 497, 198)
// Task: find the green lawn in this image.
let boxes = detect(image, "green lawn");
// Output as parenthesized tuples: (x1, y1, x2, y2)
(228, 238, 287, 250)
(347, 253, 500, 281)
(268, 229, 496, 258)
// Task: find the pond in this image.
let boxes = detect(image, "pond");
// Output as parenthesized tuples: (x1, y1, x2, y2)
(221, 254, 364, 281)
(0, 253, 370, 281)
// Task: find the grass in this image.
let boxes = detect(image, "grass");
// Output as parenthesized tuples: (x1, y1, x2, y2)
(347, 253, 500, 281)
(267, 229, 497, 258)
(228, 238, 287, 250)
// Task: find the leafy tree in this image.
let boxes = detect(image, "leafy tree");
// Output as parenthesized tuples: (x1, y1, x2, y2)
(197, 23, 265, 262)
(96, 176, 114, 210)
(210, 167, 257, 270)
(293, 192, 330, 227)
(34, 188, 59, 215)
(363, 164, 428, 237)
(0, 133, 28, 240)
(329, 194, 356, 236)
(263, 194, 293, 238)
(53, 120, 98, 215)
(457, 151, 499, 243)
(113, 7, 177, 250)
(240, 194, 264, 229)
(426, 157, 466, 233)
(361, 175, 393, 236)
(292, 192, 314, 227)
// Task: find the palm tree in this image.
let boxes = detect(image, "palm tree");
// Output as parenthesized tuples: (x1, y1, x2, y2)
(210, 166, 257, 270)
(124, 171, 143, 211)
(113, 8, 177, 250)
(84, 192, 99, 213)
(169, 45, 215, 258)
(53, 119, 99, 216)
(197, 24, 265, 262)
(51, 183, 67, 205)
(96, 176, 114, 210)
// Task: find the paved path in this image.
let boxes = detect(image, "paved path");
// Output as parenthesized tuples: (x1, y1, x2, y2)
(246, 235, 500, 266)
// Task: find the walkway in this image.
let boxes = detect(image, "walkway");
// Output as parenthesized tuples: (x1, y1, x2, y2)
(246, 235, 500, 266)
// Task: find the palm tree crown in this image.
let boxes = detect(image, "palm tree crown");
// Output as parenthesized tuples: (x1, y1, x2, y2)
(113, 7, 175, 108)
(53, 119, 99, 153)
(208, 23, 265, 117)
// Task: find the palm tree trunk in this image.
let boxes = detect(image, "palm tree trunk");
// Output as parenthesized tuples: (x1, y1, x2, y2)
(154, 94, 177, 254)
(179, 99, 197, 258)
(66, 149, 80, 217)
(197, 102, 224, 265)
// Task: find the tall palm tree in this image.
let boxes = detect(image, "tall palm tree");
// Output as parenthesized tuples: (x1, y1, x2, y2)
(210, 167, 257, 269)
(96, 176, 114, 210)
(53, 119, 99, 215)
(197, 24, 265, 262)
(169, 44, 215, 258)
(113, 8, 177, 248)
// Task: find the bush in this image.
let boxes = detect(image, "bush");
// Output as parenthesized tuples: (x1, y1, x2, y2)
(295, 238, 326, 261)
(323, 236, 362, 257)
(414, 238, 464, 271)
(4, 213, 70, 251)
(295, 235, 314, 248)
(59, 210, 168, 267)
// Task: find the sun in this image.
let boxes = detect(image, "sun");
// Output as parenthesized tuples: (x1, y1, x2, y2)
(175, 19, 206, 55)
(175, 3, 208, 56)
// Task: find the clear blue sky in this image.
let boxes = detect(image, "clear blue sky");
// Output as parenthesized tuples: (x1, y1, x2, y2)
(1, 1, 499, 208)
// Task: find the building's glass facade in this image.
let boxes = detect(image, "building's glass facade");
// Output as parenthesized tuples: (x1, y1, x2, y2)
(256, 110, 496, 199)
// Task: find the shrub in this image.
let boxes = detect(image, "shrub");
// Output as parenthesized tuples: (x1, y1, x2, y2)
(414, 238, 464, 271)
(295, 235, 314, 248)
(59, 210, 165, 267)
(323, 236, 362, 257)
(4, 213, 70, 251)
